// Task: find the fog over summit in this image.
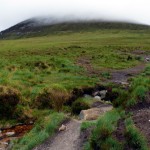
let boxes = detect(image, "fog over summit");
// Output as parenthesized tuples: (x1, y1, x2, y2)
(0, 0, 150, 31)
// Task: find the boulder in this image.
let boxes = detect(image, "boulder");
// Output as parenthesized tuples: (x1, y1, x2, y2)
(79, 105, 113, 120)
(93, 90, 107, 99)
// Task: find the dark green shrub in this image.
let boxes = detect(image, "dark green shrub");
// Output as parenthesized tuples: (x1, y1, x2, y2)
(71, 100, 90, 115)
(0, 86, 21, 118)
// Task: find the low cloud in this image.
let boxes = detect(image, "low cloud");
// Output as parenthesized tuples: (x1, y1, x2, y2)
(0, 0, 150, 31)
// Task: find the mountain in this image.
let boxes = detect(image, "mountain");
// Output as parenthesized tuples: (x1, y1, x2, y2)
(0, 17, 150, 39)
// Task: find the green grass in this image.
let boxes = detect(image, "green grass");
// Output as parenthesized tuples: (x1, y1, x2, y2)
(126, 71, 150, 107)
(80, 121, 96, 131)
(12, 111, 65, 150)
(0, 29, 149, 105)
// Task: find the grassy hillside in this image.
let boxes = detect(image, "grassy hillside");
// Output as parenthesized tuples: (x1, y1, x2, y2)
(1, 21, 150, 39)
(0, 27, 150, 149)
(0, 29, 149, 98)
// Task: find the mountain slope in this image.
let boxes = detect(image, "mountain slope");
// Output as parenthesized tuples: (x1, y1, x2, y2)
(0, 18, 150, 39)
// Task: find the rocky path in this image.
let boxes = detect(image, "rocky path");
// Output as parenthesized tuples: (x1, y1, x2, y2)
(34, 119, 81, 150)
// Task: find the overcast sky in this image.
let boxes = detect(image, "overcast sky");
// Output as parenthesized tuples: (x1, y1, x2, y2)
(0, 0, 150, 31)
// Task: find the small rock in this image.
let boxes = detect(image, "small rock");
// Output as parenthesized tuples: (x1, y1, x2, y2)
(146, 58, 150, 62)
(94, 96, 101, 101)
(5, 132, 15, 136)
(121, 82, 129, 85)
(84, 94, 91, 98)
(29, 121, 34, 124)
(0, 130, 2, 137)
(121, 82, 130, 88)
(59, 124, 66, 131)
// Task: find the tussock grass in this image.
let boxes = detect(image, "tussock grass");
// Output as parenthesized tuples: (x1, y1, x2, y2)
(126, 75, 150, 107)
(48, 84, 70, 112)
(112, 68, 150, 108)
(89, 109, 122, 150)
(0, 86, 21, 118)
(125, 118, 149, 150)
(34, 84, 70, 112)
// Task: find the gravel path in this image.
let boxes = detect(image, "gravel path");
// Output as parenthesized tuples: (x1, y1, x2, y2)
(34, 119, 81, 150)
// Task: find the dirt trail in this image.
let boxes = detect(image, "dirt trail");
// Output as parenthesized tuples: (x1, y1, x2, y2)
(34, 119, 81, 150)
(77, 55, 149, 83)
(109, 63, 146, 83)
